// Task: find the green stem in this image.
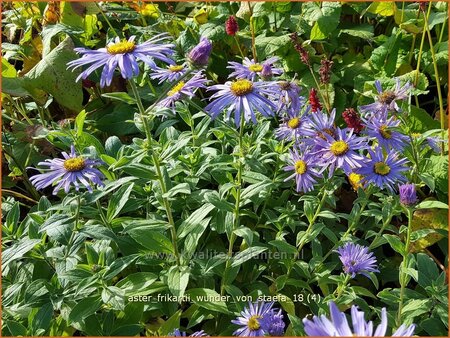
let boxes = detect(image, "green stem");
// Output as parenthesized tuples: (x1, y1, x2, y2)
(65, 195, 81, 259)
(233, 35, 246, 59)
(396, 208, 413, 327)
(96, 200, 110, 228)
(309, 68, 330, 113)
(95, 2, 120, 37)
(249, 3, 258, 62)
(129, 80, 181, 266)
(221, 114, 246, 295)
(422, 9, 445, 154)
(334, 273, 351, 299)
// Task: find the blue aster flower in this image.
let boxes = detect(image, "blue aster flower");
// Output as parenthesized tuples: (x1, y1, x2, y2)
(312, 127, 368, 177)
(227, 57, 283, 81)
(303, 301, 415, 336)
(260, 308, 286, 336)
(362, 111, 408, 150)
(150, 63, 188, 84)
(67, 34, 175, 87)
(171, 329, 208, 337)
(275, 106, 315, 142)
(335, 242, 379, 278)
(360, 78, 411, 115)
(204, 79, 278, 127)
(284, 148, 322, 193)
(231, 301, 274, 336)
(305, 109, 338, 149)
(29, 145, 104, 195)
(158, 71, 207, 110)
(276, 80, 305, 114)
(358, 147, 408, 192)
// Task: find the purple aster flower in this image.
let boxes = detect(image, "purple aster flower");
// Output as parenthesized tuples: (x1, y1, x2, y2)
(275, 107, 315, 142)
(313, 127, 368, 177)
(188, 37, 212, 67)
(358, 147, 408, 192)
(150, 63, 188, 84)
(276, 80, 304, 113)
(306, 108, 337, 145)
(227, 57, 283, 81)
(204, 79, 278, 127)
(399, 183, 418, 206)
(158, 71, 207, 110)
(303, 301, 415, 336)
(231, 301, 274, 336)
(171, 329, 208, 337)
(426, 136, 447, 153)
(362, 112, 409, 150)
(29, 145, 104, 195)
(260, 308, 285, 336)
(360, 78, 411, 114)
(284, 148, 322, 193)
(67, 34, 175, 88)
(335, 242, 379, 278)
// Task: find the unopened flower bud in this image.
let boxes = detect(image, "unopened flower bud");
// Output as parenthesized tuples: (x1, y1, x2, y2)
(188, 37, 212, 67)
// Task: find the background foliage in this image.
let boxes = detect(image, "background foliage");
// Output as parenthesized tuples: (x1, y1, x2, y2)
(2, 1, 448, 336)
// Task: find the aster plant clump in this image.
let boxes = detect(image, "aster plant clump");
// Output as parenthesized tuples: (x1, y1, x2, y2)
(2, 2, 448, 337)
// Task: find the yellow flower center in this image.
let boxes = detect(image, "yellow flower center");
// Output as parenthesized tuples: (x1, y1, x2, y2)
(230, 79, 253, 96)
(348, 173, 363, 191)
(167, 81, 185, 97)
(247, 315, 262, 331)
(374, 161, 391, 176)
(294, 160, 307, 175)
(288, 117, 301, 129)
(330, 140, 349, 156)
(411, 132, 421, 138)
(169, 65, 184, 72)
(379, 125, 392, 139)
(248, 64, 263, 72)
(378, 90, 396, 104)
(106, 40, 136, 55)
(63, 157, 86, 172)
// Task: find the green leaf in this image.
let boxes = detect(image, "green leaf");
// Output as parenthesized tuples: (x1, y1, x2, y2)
(269, 240, 298, 255)
(5, 321, 28, 336)
(30, 302, 53, 335)
(408, 105, 440, 132)
(168, 265, 190, 298)
(367, 2, 395, 16)
(116, 272, 158, 296)
(68, 297, 102, 325)
(2, 58, 17, 78)
(177, 203, 215, 238)
(198, 19, 226, 41)
(25, 37, 83, 111)
(159, 310, 182, 336)
(339, 24, 374, 40)
(307, 2, 342, 41)
(231, 246, 267, 267)
(103, 255, 139, 280)
(75, 110, 86, 138)
(107, 183, 134, 222)
(417, 200, 448, 209)
(2, 238, 41, 270)
(383, 234, 405, 255)
(204, 191, 234, 212)
(186, 288, 229, 314)
(162, 183, 191, 199)
(102, 92, 137, 104)
(234, 227, 254, 246)
(417, 253, 439, 287)
(401, 299, 432, 318)
(127, 228, 174, 254)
